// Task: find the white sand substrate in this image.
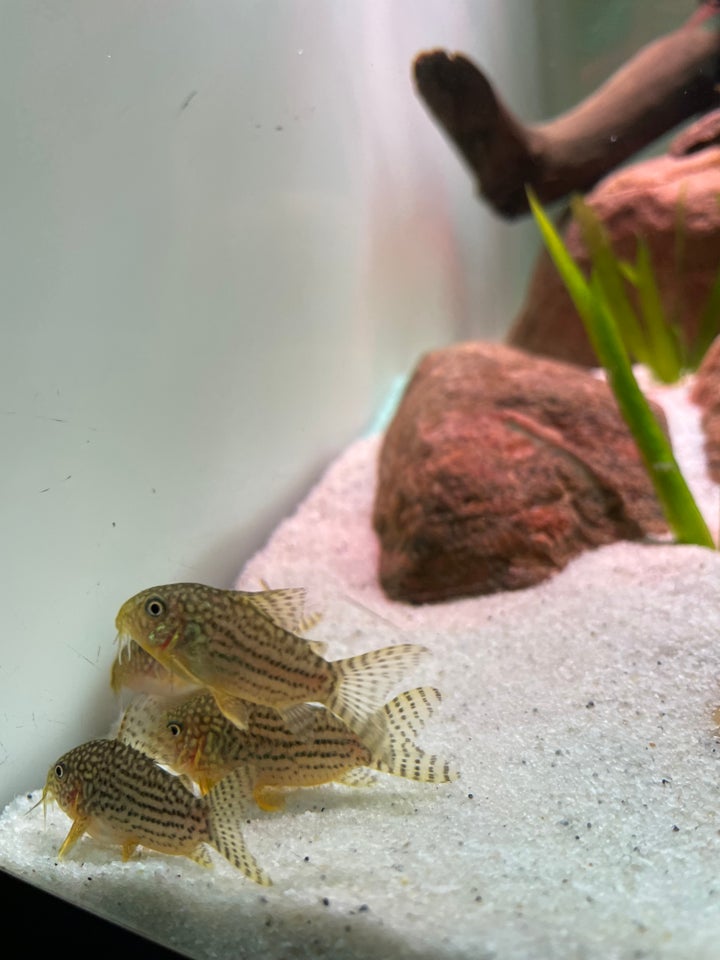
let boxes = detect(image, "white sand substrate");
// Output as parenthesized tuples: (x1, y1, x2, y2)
(1, 372, 719, 960)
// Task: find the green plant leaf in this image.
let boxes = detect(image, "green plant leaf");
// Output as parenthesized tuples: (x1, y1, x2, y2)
(570, 196, 650, 367)
(527, 187, 715, 549)
(632, 239, 683, 383)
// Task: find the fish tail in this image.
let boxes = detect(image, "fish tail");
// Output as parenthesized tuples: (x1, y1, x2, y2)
(371, 687, 460, 783)
(325, 643, 428, 744)
(206, 767, 272, 886)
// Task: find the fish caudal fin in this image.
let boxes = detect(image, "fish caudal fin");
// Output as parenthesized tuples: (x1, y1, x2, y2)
(206, 767, 271, 886)
(381, 686, 442, 740)
(325, 643, 428, 744)
(371, 687, 460, 784)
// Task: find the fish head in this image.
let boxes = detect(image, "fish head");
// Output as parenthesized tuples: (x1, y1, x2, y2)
(117, 694, 166, 755)
(41, 745, 91, 820)
(162, 693, 221, 771)
(118, 691, 197, 772)
(115, 583, 204, 663)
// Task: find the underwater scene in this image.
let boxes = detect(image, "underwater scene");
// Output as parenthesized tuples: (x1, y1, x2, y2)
(2, 2, 720, 958)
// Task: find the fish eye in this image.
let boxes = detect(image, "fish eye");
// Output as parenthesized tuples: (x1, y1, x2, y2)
(167, 722, 183, 737)
(144, 597, 166, 618)
(54, 763, 65, 780)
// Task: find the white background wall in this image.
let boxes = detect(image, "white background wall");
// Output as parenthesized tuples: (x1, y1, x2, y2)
(0, 0, 693, 809)
(0, 0, 545, 807)
(5, 0, 692, 810)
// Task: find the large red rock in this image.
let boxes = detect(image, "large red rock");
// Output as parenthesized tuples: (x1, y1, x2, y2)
(506, 142, 720, 369)
(372, 342, 669, 603)
(690, 335, 720, 483)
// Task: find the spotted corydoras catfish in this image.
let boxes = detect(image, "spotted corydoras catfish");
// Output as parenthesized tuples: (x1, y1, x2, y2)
(114, 582, 427, 743)
(110, 585, 322, 697)
(117, 686, 460, 805)
(35, 737, 271, 884)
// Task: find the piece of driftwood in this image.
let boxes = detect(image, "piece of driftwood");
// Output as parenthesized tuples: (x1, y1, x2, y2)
(413, 1, 720, 218)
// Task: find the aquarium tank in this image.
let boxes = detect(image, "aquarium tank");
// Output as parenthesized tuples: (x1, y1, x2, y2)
(2, 2, 720, 958)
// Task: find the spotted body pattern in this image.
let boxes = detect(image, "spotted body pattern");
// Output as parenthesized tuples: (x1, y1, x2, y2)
(111, 584, 322, 697)
(40, 738, 270, 884)
(115, 582, 427, 741)
(117, 687, 459, 808)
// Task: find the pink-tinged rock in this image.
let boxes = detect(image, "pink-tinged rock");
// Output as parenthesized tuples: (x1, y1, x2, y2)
(690, 335, 720, 483)
(507, 146, 720, 368)
(372, 342, 669, 603)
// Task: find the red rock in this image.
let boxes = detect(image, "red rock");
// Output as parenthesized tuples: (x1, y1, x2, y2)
(690, 335, 720, 483)
(506, 147, 720, 369)
(372, 342, 668, 603)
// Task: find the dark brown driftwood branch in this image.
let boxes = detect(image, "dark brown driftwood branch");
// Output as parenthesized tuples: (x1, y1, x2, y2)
(413, 0, 720, 219)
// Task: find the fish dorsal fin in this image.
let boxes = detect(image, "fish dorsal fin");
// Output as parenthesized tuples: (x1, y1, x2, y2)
(278, 703, 320, 738)
(249, 583, 324, 636)
(211, 691, 251, 731)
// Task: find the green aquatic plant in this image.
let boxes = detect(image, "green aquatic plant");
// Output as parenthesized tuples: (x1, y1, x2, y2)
(568, 195, 720, 384)
(527, 187, 715, 549)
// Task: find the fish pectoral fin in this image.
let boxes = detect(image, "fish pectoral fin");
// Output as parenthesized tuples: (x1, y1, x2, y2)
(335, 768, 377, 788)
(278, 703, 319, 738)
(253, 785, 287, 813)
(206, 767, 271, 886)
(121, 840, 140, 862)
(211, 691, 250, 730)
(57, 817, 89, 859)
(198, 777, 217, 796)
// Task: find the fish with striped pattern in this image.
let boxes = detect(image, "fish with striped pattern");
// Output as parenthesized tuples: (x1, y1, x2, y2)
(117, 686, 459, 808)
(114, 582, 426, 742)
(111, 583, 323, 697)
(36, 737, 271, 884)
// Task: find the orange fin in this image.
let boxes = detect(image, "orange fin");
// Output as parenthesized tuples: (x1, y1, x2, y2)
(57, 816, 89, 859)
(253, 785, 288, 812)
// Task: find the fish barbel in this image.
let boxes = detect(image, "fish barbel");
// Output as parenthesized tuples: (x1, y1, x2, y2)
(110, 639, 200, 697)
(37, 737, 270, 884)
(117, 687, 459, 808)
(114, 582, 427, 740)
